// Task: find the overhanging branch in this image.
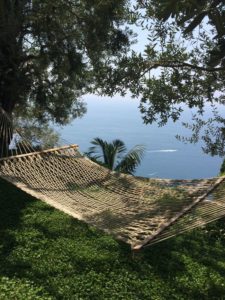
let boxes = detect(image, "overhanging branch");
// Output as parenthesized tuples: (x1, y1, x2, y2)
(140, 60, 225, 77)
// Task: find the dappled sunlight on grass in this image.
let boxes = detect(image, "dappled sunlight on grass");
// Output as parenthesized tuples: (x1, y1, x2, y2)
(0, 178, 225, 299)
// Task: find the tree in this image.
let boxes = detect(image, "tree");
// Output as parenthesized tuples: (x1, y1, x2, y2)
(14, 112, 61, 150)
(95, 0, 225, 156)
(86, 137, 145, 175)
(0, 0, 133, 156)
(0, 106, 61, 157)
(0, 0, 132, 119)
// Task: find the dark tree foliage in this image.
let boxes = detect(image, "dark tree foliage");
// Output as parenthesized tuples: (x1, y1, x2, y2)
(0, 0, 132, 124)
(95, 0, 225, 156)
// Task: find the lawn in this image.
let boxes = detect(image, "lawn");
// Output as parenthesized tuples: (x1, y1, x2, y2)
(0, 178, 225, 299)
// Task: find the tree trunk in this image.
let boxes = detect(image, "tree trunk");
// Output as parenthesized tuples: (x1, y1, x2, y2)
(0, 99, 15, 158)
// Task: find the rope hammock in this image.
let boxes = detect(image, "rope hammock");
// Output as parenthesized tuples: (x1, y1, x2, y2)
(0, 107, 225, 250)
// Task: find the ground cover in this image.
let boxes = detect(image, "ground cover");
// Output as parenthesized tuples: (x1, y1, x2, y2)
(0, 178, 225, 299)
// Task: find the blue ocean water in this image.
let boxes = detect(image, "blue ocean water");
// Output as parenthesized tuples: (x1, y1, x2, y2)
(56, 95, 224, 179)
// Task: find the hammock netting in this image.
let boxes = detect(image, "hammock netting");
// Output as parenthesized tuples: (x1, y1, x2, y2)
(0, 108, 225, 250)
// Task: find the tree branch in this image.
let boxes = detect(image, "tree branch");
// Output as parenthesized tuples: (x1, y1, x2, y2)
(141, 60, 225, 76)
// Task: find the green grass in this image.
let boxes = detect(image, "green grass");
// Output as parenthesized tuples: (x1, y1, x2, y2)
(0, 178, 225, 299)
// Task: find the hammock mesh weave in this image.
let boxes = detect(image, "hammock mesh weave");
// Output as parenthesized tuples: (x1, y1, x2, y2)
(0, 144, 225, 250)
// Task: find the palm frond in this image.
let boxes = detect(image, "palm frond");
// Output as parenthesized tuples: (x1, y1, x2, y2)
(115, 145, 145, 175)
(87, 137, 125, 170)
(112, 139, 126, 154)
(87, 137, 145, 173)
(87, 137, 108, 164)
(111, 139, 127, 166)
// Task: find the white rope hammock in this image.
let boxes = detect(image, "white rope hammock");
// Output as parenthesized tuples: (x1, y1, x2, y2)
(0, 108, 225, 250)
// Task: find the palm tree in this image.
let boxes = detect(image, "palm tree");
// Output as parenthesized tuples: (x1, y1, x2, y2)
(86, 137, 145, 175)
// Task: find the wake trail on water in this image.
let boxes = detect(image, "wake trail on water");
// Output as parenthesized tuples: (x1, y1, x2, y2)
(147, 149, 178, 153)
(147, 172, 157, 177)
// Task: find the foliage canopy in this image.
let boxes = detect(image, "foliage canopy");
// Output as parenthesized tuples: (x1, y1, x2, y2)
(96, 0, 225, 156)
(1, 0, 225, 156)
(0, 0, 132, 124)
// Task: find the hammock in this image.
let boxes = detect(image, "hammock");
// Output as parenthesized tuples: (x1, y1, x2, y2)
(0, 108, 225, 250)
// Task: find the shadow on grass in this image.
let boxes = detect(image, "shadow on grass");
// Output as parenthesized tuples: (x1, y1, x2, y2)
(0, 178, 32, 253)
(1, 177, 225, 299)
(0, 177, 132, 297)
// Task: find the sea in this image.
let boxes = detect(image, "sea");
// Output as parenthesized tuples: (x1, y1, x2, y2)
(56, 95, 224, 179)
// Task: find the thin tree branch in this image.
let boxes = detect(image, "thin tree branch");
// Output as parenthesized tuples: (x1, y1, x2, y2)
(140, 60, 225, 77)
